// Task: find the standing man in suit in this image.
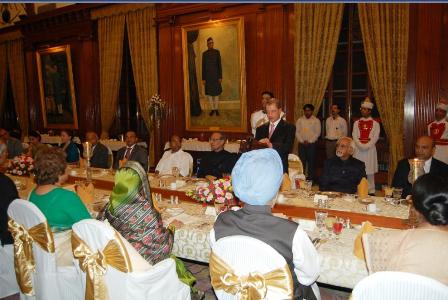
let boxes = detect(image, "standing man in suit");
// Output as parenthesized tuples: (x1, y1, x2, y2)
(114, 131, 148, 172)
(202, 37, 222, 116)
(295, 104, 321, 181)
(86, 131, 109, 169)
(255, 98, 295, 173)
(392, 135, 448, 198)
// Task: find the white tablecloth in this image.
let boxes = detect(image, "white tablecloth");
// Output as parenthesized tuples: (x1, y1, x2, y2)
(160, 200, 369, 289)
(164, 139, 240, 153)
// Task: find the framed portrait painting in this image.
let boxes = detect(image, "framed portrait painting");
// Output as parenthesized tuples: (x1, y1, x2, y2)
(36, 45, 78, 129)
(182, 17, 247, 132)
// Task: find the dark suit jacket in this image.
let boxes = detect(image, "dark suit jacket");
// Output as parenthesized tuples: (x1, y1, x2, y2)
(90, 142, 109, 169)
(392, 157, 448, 198)
(0, 173, 18, 245)
(255, 119, 296, 173)
(114, 144, 148, 172)
(319, 157, 366, 194)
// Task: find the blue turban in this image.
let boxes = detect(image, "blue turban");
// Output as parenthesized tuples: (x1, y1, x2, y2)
(231, 149, 283, 205)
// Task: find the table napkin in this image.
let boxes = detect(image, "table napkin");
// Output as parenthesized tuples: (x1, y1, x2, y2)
(357, 177, 369, 199)
(354, 221, 375, 260)
(75, 183, 95, 206)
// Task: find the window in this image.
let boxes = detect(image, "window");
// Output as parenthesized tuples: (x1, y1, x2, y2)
(319, 4, 389, 173)
(0, 71, 19, 131)
(109, 30, 149, 142)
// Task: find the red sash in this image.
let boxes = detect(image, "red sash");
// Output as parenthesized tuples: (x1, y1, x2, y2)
(358, 120, 373, 144)
(429, 122, 448, 145)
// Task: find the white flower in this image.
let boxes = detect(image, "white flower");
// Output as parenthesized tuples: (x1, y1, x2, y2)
(225, 192, 233, 200)
(17, 171, 22, 176)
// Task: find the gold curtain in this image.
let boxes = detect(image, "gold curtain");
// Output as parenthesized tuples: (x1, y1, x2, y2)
(126, 6, 158, 166)
(97, 14, 125, 139)
(358, 4, 409, 183)
(294, 3, 344, 120)
(0, 44, 7, 115)
(7, 39, 29, 136)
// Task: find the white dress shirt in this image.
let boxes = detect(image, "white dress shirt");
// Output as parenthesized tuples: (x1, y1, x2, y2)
(155, 149, 193, 177)
(325, 115, 348, 140)
(295, 115, 321, 143)
(424, 157, 432, 173)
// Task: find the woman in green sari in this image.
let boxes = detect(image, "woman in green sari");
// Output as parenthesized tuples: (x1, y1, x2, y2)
(100, 161, 173, 264)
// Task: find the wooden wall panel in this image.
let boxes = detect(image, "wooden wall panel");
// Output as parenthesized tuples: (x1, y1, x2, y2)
(156, 3, 296, 161)
(404, 4, 448, 157)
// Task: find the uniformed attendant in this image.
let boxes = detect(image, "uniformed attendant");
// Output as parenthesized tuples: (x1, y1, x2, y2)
(427, 101, 448, 164)
(352, 97, 380, 194)
(202, 37, 222, 116)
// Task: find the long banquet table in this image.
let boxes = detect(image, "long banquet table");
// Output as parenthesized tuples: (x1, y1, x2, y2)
(10, 168, 411, 289)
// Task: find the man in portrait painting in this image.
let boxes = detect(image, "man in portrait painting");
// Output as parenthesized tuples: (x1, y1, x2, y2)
(202, 37, 222, 116)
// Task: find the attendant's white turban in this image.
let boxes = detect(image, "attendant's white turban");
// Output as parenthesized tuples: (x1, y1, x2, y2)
(231, 149, 283, 205)
(361, 97, 374, 110)
(436, 102, 448, 111)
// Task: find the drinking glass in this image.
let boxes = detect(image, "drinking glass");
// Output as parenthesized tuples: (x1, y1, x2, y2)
(304, 180, 313, 191)
(332, 218, 344, 236)
(172, 167, 180, 178)
(392, 188, 403, 201)
(315, 211, 328, 237)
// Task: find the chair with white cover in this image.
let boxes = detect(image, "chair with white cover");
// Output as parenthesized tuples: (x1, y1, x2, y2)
(209, 229, 294, 300)
(72, 219, 190, 300)
(0, 243, 19, 298)
(7, 199, 83, 300)
(351, 271, 448, 300)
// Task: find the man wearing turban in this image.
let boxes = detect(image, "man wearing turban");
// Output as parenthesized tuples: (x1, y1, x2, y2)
(210, 149, 320, 299)
(352, 97, 380, 194)
(427, 100, 448, 164)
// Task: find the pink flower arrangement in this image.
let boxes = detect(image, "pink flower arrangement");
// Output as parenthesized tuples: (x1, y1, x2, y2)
(7, 155, 34, 176)
(186, 176, 234, 205)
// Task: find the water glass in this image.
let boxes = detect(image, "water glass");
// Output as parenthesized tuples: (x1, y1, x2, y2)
(315, 211, 328, 236)
(172, 167, 180, 178)
(304, 180, 313, 191)
(392, 188, 403, 200)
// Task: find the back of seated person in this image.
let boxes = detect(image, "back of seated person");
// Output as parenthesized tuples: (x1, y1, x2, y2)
(29, 147, 90, 231)
(364, 174, 448, 285)
(212, 149, 320, 299)
(319, 137, 366, 193)
(155, 134, 193, 177)
(197, 132, 237, 179)
(0, 145, 18, 245)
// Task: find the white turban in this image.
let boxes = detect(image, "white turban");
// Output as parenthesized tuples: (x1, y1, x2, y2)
(231, 149, 283, 205)
(361, 99, 374, 110)
(436, 102, 448, 111)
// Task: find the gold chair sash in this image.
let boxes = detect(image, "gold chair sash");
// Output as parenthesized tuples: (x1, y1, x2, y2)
(71, 231, 132, 300)
(209, 251, 293, 300)
(8, 218, 55, 296)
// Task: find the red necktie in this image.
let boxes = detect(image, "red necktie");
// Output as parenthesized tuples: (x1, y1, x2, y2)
(124, 147, 132, 159)
(268, 123, 275, 139)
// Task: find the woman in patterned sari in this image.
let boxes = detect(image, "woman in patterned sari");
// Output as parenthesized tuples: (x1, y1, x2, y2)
(101, 161, 173, 264)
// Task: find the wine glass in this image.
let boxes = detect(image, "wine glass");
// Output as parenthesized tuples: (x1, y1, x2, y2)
(332, 218, 344, 237)
(172, 167, 180, 178)
(315, 211, 328, 238)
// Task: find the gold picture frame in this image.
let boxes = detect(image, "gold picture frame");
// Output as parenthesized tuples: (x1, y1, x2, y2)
(36, 45, 78, 129)
(182, 17, 247, 132)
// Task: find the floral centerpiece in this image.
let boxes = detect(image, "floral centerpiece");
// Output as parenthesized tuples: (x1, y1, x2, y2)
(147, 94, 166, 129)
(186, 176, 235, 208)
(7, 155, 34, 176)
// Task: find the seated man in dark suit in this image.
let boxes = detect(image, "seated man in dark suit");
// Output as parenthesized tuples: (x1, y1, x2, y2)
(114, 131, 148, 172)
(0, 145, 18, 246)
(319, 137, 366, 193)
(392, 135, 448, 198)
(255, 98, 295, 173)
(86, 131, 109, 169)
(197, 132, 237, 179)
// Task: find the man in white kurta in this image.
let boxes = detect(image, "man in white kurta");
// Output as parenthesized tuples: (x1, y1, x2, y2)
(427, 102, 448, 164)
(250, 91, 285, 136)
(155, 135, 193, 177)
(352, 98, 380, 194)
(325, 104, 348, 159)
(296, 104, 321, 181)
